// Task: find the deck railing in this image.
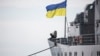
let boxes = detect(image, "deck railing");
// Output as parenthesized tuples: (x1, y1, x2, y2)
(49, 34, 96, 45)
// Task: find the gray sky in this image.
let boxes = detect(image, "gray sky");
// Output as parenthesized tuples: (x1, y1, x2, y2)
(0, 0, 94, 56)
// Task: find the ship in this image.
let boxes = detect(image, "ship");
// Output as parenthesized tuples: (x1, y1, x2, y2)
(48, 0, 100, 56)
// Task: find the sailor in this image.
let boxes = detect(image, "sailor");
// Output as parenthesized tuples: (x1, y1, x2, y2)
(50, 30, 57, 46)
(50, 30, 57, 38)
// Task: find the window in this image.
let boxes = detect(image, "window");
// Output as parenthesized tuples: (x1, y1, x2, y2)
(84, 11, 88, 23)
(96, 0, 98, 5)
(58, 52, 60, 56)
(97, 51, 100, 56)
(76, 25, 78, 28)
(96, 20, 100, 27)
(65, 52, 67, 56)
(61, 52, 63, 56)
(97, 35, 99, 44)
(90, 5, 93, 9)
(74, 52, 77, 56)
(69, 52, 72, 56)
(82, 52, 84, 56)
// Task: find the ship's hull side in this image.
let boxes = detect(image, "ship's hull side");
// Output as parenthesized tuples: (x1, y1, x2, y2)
(48, 39, 100, 56)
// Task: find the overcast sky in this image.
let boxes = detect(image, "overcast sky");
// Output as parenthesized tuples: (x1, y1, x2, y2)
(0, 0, 94, 56)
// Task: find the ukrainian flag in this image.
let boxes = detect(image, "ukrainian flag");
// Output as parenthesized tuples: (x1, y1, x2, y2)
(46, 1, 66, 18)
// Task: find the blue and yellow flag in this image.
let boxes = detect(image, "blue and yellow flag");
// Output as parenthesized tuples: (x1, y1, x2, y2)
(46, 1, 66, 18)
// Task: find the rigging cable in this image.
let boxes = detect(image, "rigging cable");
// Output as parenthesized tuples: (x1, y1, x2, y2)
(28, 45, 55, 56)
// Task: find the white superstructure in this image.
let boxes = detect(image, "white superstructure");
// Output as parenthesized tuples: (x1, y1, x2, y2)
(48, 0, 100, 56)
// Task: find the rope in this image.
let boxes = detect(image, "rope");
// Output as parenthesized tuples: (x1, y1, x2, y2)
(28, 45, 55, 56)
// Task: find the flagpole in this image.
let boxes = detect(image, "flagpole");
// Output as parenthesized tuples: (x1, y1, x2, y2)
(64, 0, 67, 38)
(64, 16, 67, 38)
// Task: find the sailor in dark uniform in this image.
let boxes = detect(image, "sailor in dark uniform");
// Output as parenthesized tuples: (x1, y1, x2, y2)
(50, 30, 57, 46)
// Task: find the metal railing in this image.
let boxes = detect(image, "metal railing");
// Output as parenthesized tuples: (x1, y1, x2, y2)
(49, 34, 96, 45)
